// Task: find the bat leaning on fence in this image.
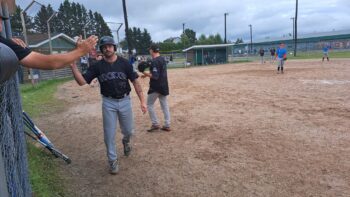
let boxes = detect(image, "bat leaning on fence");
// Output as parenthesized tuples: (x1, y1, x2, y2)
(22, 111, 71, 164)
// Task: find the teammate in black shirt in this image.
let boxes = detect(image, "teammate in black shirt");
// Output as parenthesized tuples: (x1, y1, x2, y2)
(0, 14, 98, 84)
(70, 36, 147, 174)
(141, 43, 171, 132)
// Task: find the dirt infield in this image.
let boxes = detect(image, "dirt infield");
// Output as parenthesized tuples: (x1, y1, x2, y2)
(39, 59, 350, 196)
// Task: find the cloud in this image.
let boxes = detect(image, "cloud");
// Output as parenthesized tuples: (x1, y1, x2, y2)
(17, 0, 350, 42)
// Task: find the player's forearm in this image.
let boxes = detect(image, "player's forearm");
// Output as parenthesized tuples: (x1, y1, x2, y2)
(70, 64, 87, 86)
(50, 49, 88, 69)
(132, 79, 145, 104)
(20, 49, 87, 70)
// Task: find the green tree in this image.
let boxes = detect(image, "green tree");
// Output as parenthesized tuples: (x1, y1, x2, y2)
(33, 4, 55, 34)
(10, 5, 34, 35)
(235, 38, 244, 44)
(52, 0, 111, 38)
(139, 29, 152, 54)
(181, 28, 196, 47)
(196, 34, 207, 45)
(213, 33, 223, 44)
(123, 27, 152, 55)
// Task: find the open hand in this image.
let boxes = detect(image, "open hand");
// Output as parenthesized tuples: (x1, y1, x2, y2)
(76, 35, 98, 54)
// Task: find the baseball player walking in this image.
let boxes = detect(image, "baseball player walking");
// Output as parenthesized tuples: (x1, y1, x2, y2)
(70, 36, 147, 174)
(322, 44, 331, 62)
(141, 43, 171, 132)
(276, 43, 287, 74)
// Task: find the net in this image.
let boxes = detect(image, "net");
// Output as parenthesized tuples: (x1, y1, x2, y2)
(0, 2, 32, 196)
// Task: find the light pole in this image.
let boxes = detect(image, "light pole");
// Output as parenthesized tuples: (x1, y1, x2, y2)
(21, 0, 42, 85)
(182, 23, 185, 34)
(107, 22, 123, 52)
(224, 13, 228, 44)
(47, 11, 58, 54)
(290, 17, 295, 54)
(249, 24, 252, 54)
(294, 0, 298, 56)
(122, 0, 132, 56)
(83, 20, 92, 39)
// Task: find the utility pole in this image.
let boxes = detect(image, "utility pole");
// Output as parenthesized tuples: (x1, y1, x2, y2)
(107, 22, 123, 53)
(294, 0, 298, 56)
(83, 20, 92, 39)
(183, 23, 185, 34)
(21, 0, 38, 85)
(47, 12, 57, 54)
(290, 17, 295, 54)
(122, 0, 132, 56)
(224, 13, 228, 44)
(249, 24, 252, 54)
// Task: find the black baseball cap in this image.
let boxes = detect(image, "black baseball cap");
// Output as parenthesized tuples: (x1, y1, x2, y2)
(148, 43, 160, 52)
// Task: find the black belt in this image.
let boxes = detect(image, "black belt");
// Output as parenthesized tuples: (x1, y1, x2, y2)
(105, 93, 129, 99)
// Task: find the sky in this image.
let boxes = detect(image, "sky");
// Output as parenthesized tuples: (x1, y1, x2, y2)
(17, 0, 350, 43)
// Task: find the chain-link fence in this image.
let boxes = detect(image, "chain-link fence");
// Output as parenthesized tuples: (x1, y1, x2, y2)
(0, 1, 32, 196)
(231, 38, 350, 61)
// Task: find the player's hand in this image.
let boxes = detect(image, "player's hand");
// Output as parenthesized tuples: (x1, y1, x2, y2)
(11, 38, 27, 48)
(76, 35, 98, 54)
(70, 61, 78, 68)
(141, 102, 147, 114)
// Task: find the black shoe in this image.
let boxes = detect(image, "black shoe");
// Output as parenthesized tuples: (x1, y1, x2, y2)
(147, 125, 160, 132)
(122, 139, 132, 156)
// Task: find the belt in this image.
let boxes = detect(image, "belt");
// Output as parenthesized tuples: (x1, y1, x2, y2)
(105, 93, 129, 100)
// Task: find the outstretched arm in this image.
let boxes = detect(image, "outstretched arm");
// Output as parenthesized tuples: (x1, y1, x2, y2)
(70, 61, 88, 86)
(131, 78, 147, 114)
(19, 36, 98, 70)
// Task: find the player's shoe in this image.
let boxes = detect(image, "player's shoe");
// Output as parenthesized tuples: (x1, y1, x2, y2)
(147, 125, 160, 132)
(123, 139, 132, 156)
(109, 160, 119, 175)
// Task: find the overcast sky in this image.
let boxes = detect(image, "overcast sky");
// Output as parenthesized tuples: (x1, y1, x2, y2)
(17, 0, 350, 42)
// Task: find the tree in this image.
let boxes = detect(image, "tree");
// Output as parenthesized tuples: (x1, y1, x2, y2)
(33, 4, 55, 34)
(10, 5, 34, 36)
(235, 38, 244, 44)
(139, 29, 152, 54)
(122, 27, 152, 55)
(48, 0, 111, 38)
(181, 28, 196, 47)
(196, 34, 207, 45)
(213, 33, 223, 44)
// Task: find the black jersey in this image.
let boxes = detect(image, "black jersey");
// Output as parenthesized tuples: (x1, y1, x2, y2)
(148, 56, 169, 96)
(83, 56, 138, 98)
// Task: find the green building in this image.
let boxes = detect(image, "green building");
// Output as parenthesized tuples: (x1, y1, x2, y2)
(183, 44, 234, 66)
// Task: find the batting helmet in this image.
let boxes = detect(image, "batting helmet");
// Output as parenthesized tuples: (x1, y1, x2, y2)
(0, 43, 19, 84)
(99, 36, 116, 52)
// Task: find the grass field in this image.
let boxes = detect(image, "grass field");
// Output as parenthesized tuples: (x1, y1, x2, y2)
(21, 78, 71, 197)
(288, 50, 350, 59)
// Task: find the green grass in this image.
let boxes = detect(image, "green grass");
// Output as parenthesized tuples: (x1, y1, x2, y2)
(27, 143, 66, 197)
(231, 59, 253, 63)
(288, 50, 350, 60)
(21, 78, 71, 117)
(21, 78, 71, 197)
